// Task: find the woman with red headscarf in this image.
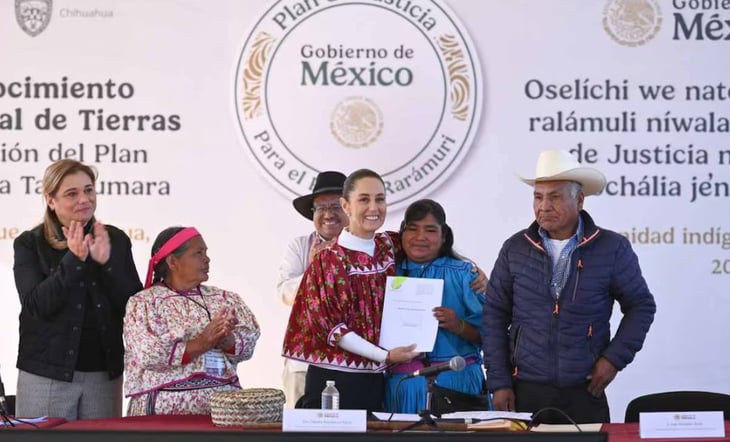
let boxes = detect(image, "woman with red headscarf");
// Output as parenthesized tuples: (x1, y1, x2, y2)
(123, 226, 260, 416)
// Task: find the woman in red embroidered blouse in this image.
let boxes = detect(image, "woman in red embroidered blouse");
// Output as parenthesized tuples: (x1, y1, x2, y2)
(282, 169, 419, 411)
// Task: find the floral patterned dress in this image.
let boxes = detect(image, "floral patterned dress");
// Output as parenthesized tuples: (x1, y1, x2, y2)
(123, 284, 260, 415)
(282, 231, 401, 372)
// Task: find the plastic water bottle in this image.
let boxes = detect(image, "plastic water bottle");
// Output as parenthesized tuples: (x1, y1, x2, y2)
(321, 380, 340, 410)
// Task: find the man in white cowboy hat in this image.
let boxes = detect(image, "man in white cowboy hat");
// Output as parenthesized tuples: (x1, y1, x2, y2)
(276, 171, 348, 408)
(482, 150, 656, 423)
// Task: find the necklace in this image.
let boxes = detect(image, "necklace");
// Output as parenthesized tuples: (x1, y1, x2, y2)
(166, 284, 211, 320)
(402, 258, 435, 278)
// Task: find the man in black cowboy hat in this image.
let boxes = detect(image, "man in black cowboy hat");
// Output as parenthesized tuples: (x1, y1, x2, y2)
(276, 171, 347, 408)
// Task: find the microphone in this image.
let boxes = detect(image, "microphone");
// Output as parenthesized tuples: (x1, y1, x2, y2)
(404, 356, 466, 379)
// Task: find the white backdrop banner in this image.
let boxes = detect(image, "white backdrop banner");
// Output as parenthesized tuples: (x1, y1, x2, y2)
(1, 0, 729, 422)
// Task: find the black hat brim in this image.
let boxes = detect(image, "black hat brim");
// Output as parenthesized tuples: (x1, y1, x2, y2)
(292, 186, 343, 220)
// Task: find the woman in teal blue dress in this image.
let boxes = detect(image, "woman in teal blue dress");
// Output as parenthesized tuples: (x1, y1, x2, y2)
(384, 199, 485, 414)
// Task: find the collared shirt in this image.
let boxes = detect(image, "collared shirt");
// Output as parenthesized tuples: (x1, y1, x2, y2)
(538, 216, 584, 299)
(276, 231, 321, 307)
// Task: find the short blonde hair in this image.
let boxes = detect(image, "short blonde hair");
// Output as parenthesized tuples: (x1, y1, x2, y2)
(41, 159, 98, 249)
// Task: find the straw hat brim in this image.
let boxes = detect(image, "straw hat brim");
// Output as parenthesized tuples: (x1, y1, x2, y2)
(519, 167, 606, 196)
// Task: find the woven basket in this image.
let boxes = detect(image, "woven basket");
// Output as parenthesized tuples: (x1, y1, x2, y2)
(210, 388, 285, 426)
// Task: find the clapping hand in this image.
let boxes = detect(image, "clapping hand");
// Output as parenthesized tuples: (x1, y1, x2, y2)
(216, 308, 238, 351)
(185, 310, 236, 359)
(63, 220, 89, 261)
(223, 308, 238, 330)
(87, 221, 111, 265)
(196, 313, 231, 351)
(62, 220, 111, 264)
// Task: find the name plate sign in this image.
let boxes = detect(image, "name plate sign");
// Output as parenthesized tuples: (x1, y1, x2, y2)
(282, 409, 367, 432)
(639, 411, 725, 439)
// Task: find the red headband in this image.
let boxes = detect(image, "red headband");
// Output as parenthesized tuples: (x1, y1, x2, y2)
(144, 227, 201, 288)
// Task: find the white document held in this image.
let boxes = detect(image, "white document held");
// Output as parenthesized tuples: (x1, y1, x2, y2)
(379, 276, 443, 352)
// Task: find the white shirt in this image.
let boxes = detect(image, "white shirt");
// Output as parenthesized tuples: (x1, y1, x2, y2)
(276, 231, 319, 372)
(337, 228, 375, 256)
(276, 232, 319, 306)
(546, 237, 571, 263)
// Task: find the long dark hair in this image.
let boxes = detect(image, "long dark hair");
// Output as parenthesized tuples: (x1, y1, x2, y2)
(399, 199, 460, 260)
(150, 226, 191, 284)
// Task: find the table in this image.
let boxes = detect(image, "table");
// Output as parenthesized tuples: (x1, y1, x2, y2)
(55, 414, 468, 432)
(55, 414, 246, 431)
(52, 416, 730, 440)
(603, 421, 730, 442)
(1, 416, 67, 430)
(4, 414, 730, 441)
(51, 415, 608, 441)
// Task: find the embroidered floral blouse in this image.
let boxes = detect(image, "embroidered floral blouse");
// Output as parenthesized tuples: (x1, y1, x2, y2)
(282, 232, 401, 372)
(123, 284, 260, 397)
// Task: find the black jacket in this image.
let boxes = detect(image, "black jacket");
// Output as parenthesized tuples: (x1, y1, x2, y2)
(13, 224, 142, 382)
